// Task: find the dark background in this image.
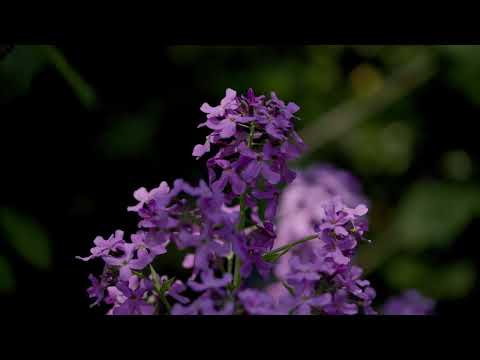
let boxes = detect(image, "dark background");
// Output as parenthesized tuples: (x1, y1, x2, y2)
(0, 45, 479, 315)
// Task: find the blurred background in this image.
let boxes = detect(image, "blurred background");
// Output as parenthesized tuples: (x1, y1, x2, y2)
(0, 45, 479, 315)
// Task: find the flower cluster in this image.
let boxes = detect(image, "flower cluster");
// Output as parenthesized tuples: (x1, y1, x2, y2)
(274, 164, 369, 279)
(243, 196, 376, 315)
(78, 88, 430, 315)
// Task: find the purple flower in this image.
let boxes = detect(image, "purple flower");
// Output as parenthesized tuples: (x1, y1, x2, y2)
(323, 289, 358, 315)
(382, 290, 435, 315)
(186, 232, 230, 271)
(131, 231, 168, 259)
(192, 135, 212, 158)
(211, 159, 246, 195)
(238, 289, 284, 315)
(265, 282, 290, 303)
(239, 142, 281, 185)
(111, 280, 155, 315)
(251, 184, 279, 223)
(311, 197, 368, 265)
(182, 254, 195, 269)
(103, 243, 152, 281)
(200, 299, 235, 315)
(171, 291, 233, 315)
(86, 274, 105, 307)
(203, 114, 253, 139)
(286, 256, 322, 283)
(166, 280, 190, 304)
(316, 230, 353, 266)
(334, 265, 370, 298)
(81, 90, 388, 317)
(200, 88, 238, 119)
(274, 165, 369, 280)
(76, 230, 124, 262)
(127, 181, 170, 213)
(233, 228, 274, 279)
(187, 269, 233, 292)
(280, 285, 332, 315)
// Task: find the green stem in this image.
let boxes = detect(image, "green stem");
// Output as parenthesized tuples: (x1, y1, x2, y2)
(159, 293, 171, 313)
(227, 255, 233, 274)
(230, 122, 256, 291)
(232, 194, 246, 290)
(263, 234, 318, 262)
(42, 45, 97, 109)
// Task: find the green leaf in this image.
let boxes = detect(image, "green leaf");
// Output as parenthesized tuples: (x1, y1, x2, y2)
(0, 255, 15, 293)
(341, 120, 416, 176)
(384, 257, 475, 300)
(149, 265, 162, 292)
(440, 45, 480, 105)
(102, 106, 159, 159)
(0, 45, 48, 101)
(0, 209, 52, 270)
(391, 181, 480, 252)
(42, 46, 97, 109)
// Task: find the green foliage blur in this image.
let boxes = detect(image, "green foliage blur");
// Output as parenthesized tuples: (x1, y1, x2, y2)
(1, 45, 478, 310)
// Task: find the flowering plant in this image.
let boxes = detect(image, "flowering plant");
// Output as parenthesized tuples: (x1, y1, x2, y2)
(78, 88, 434, 315)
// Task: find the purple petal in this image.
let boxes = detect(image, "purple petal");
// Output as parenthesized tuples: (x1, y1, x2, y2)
(230, 172, 246, 195)
(212, 172, 229, 193)
(220, 121, 236, 138)
(334, 226, 349, 236)
(261, 164, 281, 184)
(182, 254, 195, 269)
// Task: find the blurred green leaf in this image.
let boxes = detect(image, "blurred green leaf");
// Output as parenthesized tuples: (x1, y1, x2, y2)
(0, 45, 96, 108)
(256, 63, 297, 98)
(341, 120, 416, 176)
(441, 45, 480, 105)
(391, 181, 480, 252)
(102, 106, 159, 159)
(384, 257, 475, 300)
(0, 209, 52, 270)
(442, 150, 473, 181)
(0, 255, 15, 293)
(0, 45, 48, 101)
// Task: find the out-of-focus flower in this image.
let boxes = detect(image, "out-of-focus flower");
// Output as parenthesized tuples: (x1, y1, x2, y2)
(382, 290, 435, 315)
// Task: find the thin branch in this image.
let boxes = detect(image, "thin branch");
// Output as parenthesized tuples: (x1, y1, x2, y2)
(299, 53, 437, 155)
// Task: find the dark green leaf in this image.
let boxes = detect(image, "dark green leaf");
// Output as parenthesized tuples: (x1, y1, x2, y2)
(384, 256, 475, 300)
(391, 181, 480, 252)
(0, 209, 52, 270)
(0, 255, 15, 293)
(0, 45, 48, 101)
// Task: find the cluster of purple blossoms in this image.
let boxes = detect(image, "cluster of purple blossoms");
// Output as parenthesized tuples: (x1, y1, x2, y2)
(78, 88, 431, 315)
(274, 165, 369, 279)
(250, 196, 376, 315)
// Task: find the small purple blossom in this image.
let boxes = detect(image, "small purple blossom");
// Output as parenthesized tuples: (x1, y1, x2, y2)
(279, 284, 332, 315)
(111, 279, 155, 315)
(234, 228, 274, 279)
(86, 274, 105, 307)
(211, 159, 246, 195)
(323, 289, 358, 315)
(188, 269, 233, 292)
(76, 230, 124, 262)
(200, 88, 238, 119)
(103, 243, 152, 281)
(238, 289, 284, 315)
(239, 142, 281, 185)
(171, 291, 234, 315)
